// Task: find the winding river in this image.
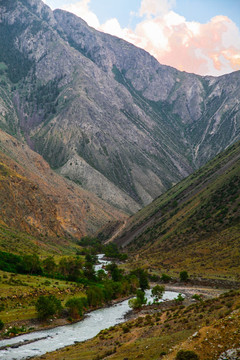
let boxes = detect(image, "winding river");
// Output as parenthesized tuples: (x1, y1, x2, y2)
(0, 255, 180, 360)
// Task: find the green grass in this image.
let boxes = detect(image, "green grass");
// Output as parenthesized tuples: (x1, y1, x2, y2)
(0, 270, 85, 326)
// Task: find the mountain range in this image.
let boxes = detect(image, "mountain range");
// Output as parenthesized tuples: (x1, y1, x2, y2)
(0, 0, 239, 213)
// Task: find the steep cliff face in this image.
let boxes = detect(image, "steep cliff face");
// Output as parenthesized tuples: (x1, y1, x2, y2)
(0, 0, 239, 211)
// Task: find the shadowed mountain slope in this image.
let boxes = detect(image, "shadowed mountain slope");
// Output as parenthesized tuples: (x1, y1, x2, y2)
(113, 141, 240, 279)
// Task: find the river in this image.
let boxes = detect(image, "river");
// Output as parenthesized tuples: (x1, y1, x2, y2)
(0, 255, 180, 360)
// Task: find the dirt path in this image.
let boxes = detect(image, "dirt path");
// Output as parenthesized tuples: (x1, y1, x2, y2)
(105, 220, 128, 244)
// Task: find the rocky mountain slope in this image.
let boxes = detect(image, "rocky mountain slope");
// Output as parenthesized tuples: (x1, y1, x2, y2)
(0, 129, 126, 253)
(113, 141, 240, 279)
(0, 0, 239, 211)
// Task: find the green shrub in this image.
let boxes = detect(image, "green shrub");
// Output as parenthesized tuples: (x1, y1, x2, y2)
(180, 271, 189, 282)
(0, 319, 4, 331)
(151, 285, 165, 302)
(65, 297, 87, 319)
(36, 295, 62, 320)
(161, 273, 172, 283)
(176, 350, 199, 360)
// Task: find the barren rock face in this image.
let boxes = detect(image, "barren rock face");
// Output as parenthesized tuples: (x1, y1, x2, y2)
(0, 0, 239, 211)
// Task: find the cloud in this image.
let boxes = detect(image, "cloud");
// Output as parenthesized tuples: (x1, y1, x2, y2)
(59, 0, 240, 76)
(61, 0, 100, 28)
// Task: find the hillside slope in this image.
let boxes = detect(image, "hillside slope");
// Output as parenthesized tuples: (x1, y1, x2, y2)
(0, 129, 127, 253)
(0, 0, 239, 210)
(114, 141, 240, 279)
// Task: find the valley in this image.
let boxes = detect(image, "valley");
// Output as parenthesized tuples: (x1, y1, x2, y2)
(0, 0, 239, 359)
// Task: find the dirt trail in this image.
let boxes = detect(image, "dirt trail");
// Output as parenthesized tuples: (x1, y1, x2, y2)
(105, 220, 127, 244)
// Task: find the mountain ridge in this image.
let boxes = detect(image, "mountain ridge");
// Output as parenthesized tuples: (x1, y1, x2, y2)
(0, 0, 239, 211)
(112, 141, 240, 279)
(0, 128, 127, 253)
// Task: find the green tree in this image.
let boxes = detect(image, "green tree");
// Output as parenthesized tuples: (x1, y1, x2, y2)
(174, 293, 185, 304)
(65, 297, 87, 319)
(35, 295, 62, 320)
(42, 256, 56, 274)
(128, 289, 147, 310)
(180, 271, 189, 282)
(151, 285, 165, 302)
(131, 269, 149, 291)
(161, 273, 172, 283)
(87, 286, 104, 307)
(106, 263, 123, 282)
(22, 254, 42, 274)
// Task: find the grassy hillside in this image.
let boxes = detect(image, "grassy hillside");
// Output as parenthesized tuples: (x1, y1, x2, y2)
(114, 141, 240, 279)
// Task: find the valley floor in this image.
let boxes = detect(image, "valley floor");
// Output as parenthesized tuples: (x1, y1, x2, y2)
(30, 285, 240, 360)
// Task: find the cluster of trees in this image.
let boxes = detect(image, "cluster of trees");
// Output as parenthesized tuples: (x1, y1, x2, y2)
(77, 237, 128, 261)
(35, 264, 150, 320)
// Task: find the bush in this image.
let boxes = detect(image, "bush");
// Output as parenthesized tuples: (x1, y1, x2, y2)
(65, 297, 88, 319)
(180, 271, 189, 282)
(0, 319, 4, 331)
(176, 350, 199, 360)
(36, 295, 62, 320)
(151, 285, 165, 302)
(128, 289, 147, 310)
(161, 273, 172, 283)
(174, 293, 185, 304)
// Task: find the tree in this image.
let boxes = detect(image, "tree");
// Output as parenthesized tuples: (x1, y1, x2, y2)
(128, 289, 147, 310)
(106, 263, 123, 282)
(22, 254, 42, 275)
(151, 285, 165, 302)
(87, 286, 104, 307)
(42, 256, 56, 274)
(36, 295, 62, 320)
(161, 273, 172, 283)
(180, 271, 189, 282)
(176, 350, 199, 360)
(131, 269, 149, 291)
(65, 297, 88, 319)
(174, 293, 185, 304)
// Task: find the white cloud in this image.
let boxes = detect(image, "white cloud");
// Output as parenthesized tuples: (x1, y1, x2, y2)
(58, 0, 240, 76)
(61, 0, 100, 28)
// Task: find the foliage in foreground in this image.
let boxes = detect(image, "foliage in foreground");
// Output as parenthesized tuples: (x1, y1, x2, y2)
(35, 295, 62, 320)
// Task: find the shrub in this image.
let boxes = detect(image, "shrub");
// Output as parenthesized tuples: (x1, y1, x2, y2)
(161, 273, 172, 283)
(180, 271, 189, 282)
(36, 295, 62, 320)
(176, 350, 199, 360)
(0, 319, 4, 331)
(65, 297, 88, 319)
(174, 293, 185, 304)
(151, 285, 165, 302)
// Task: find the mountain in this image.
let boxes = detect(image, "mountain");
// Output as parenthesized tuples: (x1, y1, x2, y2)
(0, 129, 126, 254)
(113, 141, 240, 279)
(0, 0, 239, 211)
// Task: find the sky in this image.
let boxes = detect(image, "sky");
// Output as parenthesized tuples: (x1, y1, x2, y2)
(43, 0, 240, 76)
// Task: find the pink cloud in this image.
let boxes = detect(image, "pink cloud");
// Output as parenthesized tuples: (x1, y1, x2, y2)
(60, 0, 240, 76)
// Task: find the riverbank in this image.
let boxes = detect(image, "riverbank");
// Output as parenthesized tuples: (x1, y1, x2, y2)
(31, 288, 240, 360)
(0, 284, 225, 341)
